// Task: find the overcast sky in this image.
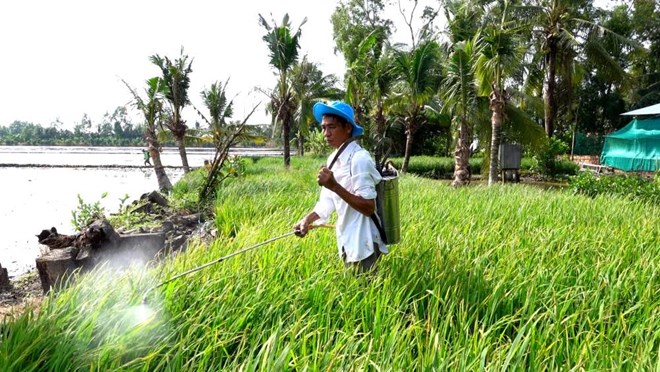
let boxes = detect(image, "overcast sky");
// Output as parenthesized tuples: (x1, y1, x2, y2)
(0, 0, 617, 129)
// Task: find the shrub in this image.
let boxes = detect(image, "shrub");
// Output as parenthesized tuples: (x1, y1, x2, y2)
(170, 168, 209, 212)
(532, 137, 578, 177)
(108, 194, 159, 230)
(569, 172, 660, 204)
(389, 156, 539, 179)
(70, 193, 107, 231)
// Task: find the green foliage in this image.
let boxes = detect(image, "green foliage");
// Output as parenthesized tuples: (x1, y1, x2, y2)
(388, 156, 536, 179)
(171, 156, 247, 212)
(3, 156, 659, 370)
(70, 193, 108, 231)
(569, 172, 660, 204)
(572, 132, 606, 155)
(390, 156, 468, 178)
(170, 168, 209, 212)
(304, 129, 330, 156)
(0, 116, 146, 146)
(107, 194, 159, 231)
(531, 137, 579, 177)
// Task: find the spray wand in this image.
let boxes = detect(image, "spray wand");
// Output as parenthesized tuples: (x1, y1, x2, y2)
(141, 224, 333, 304)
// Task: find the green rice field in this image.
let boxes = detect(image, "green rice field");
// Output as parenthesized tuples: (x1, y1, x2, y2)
(1, 156, 658, 370)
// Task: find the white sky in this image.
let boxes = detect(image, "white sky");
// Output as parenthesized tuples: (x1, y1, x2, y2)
(0, 0, 618, 129)
(0, 0, 438, 129)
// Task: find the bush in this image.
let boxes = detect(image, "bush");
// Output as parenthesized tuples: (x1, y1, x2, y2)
(569, 172, 660, 204)
(532, 137, 578, 177)
(108, 194, 159, 231)
(70, 193, 107, 231)
(573, 132, 605, 155)
(389, 156, 457, 178)
(170, 168, 208, 212)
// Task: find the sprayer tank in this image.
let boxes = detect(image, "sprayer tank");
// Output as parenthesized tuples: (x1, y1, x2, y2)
(376, 169, 401, 245)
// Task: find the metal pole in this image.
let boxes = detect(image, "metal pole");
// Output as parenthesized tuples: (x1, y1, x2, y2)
(141, 231, 296, 304)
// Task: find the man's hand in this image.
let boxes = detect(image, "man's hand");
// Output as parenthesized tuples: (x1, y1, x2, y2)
(293, 212, 320, 238)
(317, 166, 339, 190)
(293, 218, 310, 237)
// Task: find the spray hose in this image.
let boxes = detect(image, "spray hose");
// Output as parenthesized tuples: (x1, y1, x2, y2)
(141, 224, 333, 304)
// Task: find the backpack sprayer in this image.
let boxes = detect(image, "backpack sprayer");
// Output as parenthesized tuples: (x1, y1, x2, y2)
(327, 137, 401, 245)
(141, 225, 332, 305)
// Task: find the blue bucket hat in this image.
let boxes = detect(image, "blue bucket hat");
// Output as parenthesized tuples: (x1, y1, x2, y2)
(313, 101, 364, 136)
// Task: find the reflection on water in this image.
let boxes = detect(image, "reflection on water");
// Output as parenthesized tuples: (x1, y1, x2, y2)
(0, 145, 282, 167)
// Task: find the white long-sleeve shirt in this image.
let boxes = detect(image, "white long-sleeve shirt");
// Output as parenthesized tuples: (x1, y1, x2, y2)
(313, 141, 388, 262)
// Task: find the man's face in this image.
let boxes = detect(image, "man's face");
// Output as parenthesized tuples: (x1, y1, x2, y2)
(320, 115, 352, 149)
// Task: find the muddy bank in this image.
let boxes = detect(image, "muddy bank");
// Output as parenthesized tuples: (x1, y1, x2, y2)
(0, 271, 42, 320)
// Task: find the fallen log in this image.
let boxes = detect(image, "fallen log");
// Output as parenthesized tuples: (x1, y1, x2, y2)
(36, 227, 76, 250)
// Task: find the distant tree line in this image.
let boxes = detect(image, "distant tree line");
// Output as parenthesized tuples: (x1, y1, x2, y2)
(0, 106, 272, 148)
(0, 107, 145, 146)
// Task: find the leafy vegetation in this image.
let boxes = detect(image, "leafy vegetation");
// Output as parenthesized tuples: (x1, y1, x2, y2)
(2, 157, 658, 370)
(70, 193, 108, 231)
(388, 156, 543, 179)
(2, 1, 658, 183)
(569, 171, 660, 204)
(531, 137, 580, 178)
(109, 203, 160, 232)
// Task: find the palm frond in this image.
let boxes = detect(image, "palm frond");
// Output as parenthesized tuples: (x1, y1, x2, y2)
(503, 103, 547, 152)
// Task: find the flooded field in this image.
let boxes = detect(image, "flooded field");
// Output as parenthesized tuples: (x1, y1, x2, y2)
(0, 146, 277, 277)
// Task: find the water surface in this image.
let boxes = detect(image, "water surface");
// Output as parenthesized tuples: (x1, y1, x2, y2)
(0, 146, 274, 277)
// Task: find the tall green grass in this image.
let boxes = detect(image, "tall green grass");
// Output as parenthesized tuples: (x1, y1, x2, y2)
(1, 156, 658, 370)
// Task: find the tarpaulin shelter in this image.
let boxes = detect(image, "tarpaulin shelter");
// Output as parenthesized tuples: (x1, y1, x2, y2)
(600, 113, 660, 172)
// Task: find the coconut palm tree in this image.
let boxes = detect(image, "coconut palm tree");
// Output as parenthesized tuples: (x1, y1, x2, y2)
(442, 38, 481, 187)
(150, 48, 194, 173)
(343, 31, 398, 166)
(521, 0, 630, 137)
(197, 80, 259, 204)
(259, 13, 306, 168)
(331, 0, 393, 135)
(123, 77, 172, 191)
(389, 39, 443, 173)
(200, 79, 234, 150)
(370, 48, 398, 168)
(471, 0, 528, 186)
(440, 0, 484, 187)
(288, 57, 341, 156)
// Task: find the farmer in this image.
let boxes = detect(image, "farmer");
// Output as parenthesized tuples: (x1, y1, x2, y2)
(294, 101, 387, 272)
(142, 149, 151, 166)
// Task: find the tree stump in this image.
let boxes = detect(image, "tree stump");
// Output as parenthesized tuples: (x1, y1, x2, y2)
(35, 247, 79, 293)
(0, 263, 9, 289)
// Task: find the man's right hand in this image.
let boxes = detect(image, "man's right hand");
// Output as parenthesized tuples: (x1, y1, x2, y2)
(293, 212, 321, 238)
(293, 218, 309, 237)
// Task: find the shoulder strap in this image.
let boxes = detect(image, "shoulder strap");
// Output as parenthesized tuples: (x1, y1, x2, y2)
(371, 214, 388, 245)
(328, 136, 357, 170)
(327, 137, 388, 245)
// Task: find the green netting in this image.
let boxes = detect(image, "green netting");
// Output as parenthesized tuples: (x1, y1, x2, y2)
(600, 117, 660, 172)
